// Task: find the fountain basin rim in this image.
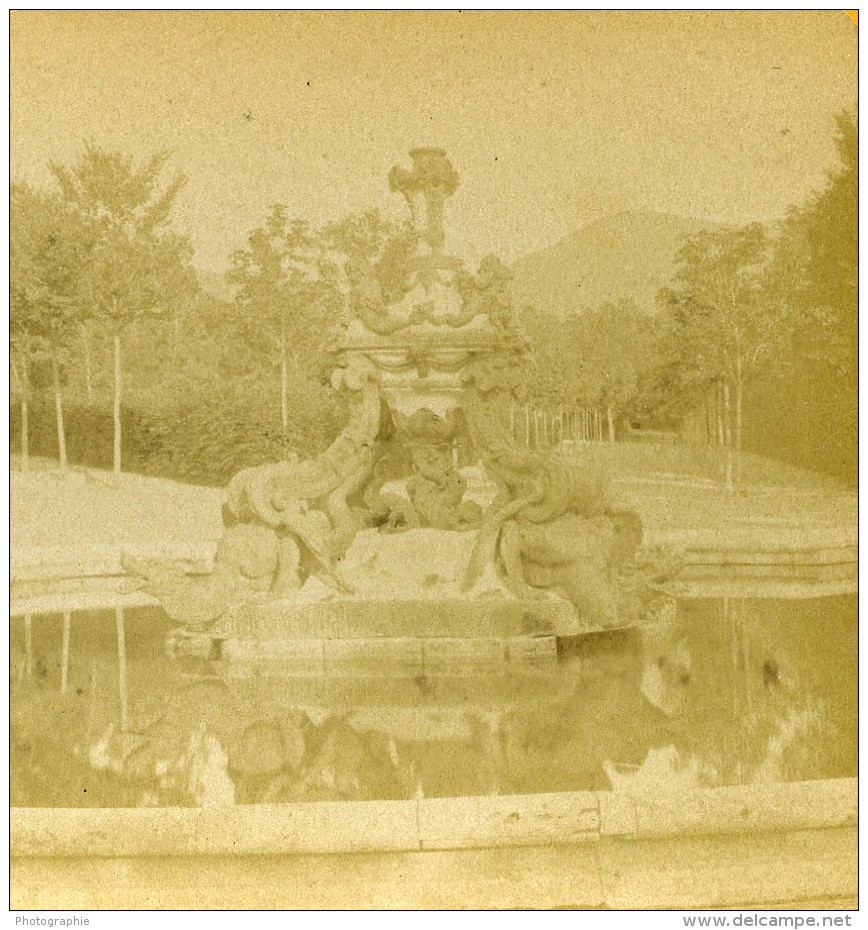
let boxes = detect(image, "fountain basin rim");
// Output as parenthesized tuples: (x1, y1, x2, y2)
(10, 777, 856, 860)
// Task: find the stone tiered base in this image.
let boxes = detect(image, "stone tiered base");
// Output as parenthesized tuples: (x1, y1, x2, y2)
(165, 594, 579, 677)
(215, 593, 578, 639)
(163, 527, 596, 678)
(168, 630, 558, 676)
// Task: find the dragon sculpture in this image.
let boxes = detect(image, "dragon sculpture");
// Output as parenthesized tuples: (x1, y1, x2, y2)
(462, 378, 682, 629)
(122, 377, 382, 629)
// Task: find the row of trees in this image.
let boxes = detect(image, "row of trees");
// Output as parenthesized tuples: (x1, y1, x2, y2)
(11, 145, 196, 473)
(9, 144, 418, 482)
(521, 298, 653, 442)
(659, 110, 856, 484)
(10, 111, 855, 485)
(522, 111, 856, 484)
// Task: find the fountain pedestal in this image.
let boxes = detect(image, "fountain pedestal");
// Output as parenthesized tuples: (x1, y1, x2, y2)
(165, 527, 580, 676)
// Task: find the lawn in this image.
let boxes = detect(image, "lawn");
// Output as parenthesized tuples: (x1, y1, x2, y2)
(10, 441, 854, 563)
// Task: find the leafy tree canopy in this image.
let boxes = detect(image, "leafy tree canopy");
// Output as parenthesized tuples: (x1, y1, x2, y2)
(228, 205, 342, 379)
(656, 223, 786, 391)
(770, 110, 856, 377)
(10, 182, 88, 350)
(50, 141, 197, 331)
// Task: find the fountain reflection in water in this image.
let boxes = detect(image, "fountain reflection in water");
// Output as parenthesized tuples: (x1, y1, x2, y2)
(9, 595, 856, 808)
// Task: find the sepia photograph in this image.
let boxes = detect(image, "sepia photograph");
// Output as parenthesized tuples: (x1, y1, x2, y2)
(8, 10, 858, 911)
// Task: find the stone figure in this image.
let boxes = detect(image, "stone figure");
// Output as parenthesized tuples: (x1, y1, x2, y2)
(345, 254, 413, 336)
(357, 405, 482, 532)
(463, 389, 680, 629)
(121, 522, 288, 630)
(457, 254, 516, 330)
(405, 441, 482, 530)
(388, 147, 460, 258)
(123, 377, 381, 628)
(394, 407, 481, 530)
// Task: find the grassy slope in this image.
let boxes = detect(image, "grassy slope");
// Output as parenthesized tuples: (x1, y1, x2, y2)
(10, 441, 854, 559)
(11, 464, 223, 556)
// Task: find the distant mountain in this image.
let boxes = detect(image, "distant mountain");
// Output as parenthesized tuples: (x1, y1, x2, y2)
(510, 211, 721, 316)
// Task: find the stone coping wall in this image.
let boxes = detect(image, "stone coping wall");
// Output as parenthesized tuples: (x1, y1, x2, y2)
(10, 779, 857, 909)
(11, 777, 856, 857)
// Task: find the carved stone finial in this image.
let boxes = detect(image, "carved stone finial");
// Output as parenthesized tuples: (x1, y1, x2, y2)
(389, 148, 460, 257)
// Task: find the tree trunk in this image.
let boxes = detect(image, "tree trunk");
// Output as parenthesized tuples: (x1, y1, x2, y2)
(113, 334, 122, 476)
(20, 395, 28, 472)
(82, 325, 93, 402)
(707, 387, 714, 446)
(61, 611, 71, 695)
(606, 406, 616, 444)
(17, 351, 29, 472)
(116, 605, 129, 731)
(735, 356, 744, 484)
(51, 347, 67, 470)
(23, 614, 32, 679)
(280, 337, 289, 435)
(723, 380, 733, 492)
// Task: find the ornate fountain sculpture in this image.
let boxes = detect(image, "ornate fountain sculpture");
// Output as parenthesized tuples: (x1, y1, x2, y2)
(124, 148, 680, 673)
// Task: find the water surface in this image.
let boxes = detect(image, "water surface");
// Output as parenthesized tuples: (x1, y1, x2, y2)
(10, 595, 856, 807)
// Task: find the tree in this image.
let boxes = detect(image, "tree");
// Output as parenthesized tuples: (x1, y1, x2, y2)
(10, 183, 37, 470)
(657, 223, 788, 485)
(515, 307, 593, 447)
(629, 319, 706, 431)
(763, 110, 857, 480)
(575, 300, 653, 442)
(781, 111, 856, 363)
(10, 182, 87, 469)
(228, 206, 340, 434)
(518, 299, 654, 445)
(50, 142, 196, 474)
(519, 307, 586, 407)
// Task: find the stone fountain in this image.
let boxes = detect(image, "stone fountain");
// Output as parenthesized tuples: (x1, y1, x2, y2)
(124, 148, 679, 679)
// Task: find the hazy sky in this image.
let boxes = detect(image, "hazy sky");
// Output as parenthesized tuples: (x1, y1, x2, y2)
(11, 11, 857, 272)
